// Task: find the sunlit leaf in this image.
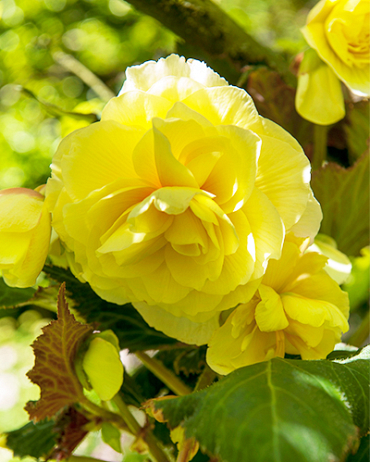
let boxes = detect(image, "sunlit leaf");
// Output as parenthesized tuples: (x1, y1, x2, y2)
(22, 87, 98, 122)
(148, 348, 370, 462)
(25, 283, 94, 421)
(311, 152, 369, 256)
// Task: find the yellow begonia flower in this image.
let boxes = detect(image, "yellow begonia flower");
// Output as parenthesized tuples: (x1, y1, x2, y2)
(46, 55, 322, 345)
(302, 0, 370, 97)
(0, 188, 51, 288)
(296, 48, 346, 125)
(206, 236, 349, 374)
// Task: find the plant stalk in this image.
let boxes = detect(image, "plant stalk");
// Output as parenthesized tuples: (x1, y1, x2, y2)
(136, 351, 192, 396)
(113, 395, 171, 462)
(312, 124, 329, 170)
(80, 399, 127, 430)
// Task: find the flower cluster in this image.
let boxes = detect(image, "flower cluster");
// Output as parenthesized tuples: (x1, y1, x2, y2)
(296, 0, 370, 125)
(1, 54, 350, 372)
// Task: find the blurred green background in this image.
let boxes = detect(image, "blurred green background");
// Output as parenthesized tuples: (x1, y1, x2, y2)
(0, 0, 368, 461)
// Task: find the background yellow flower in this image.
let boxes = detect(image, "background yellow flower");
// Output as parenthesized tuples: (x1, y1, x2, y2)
(0, 188, 51, 288)
(302, 0, 370, 97)
(207, 236, 349, 374)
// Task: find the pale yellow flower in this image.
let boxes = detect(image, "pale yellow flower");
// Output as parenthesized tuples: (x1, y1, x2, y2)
(0, 188, 51, 288)
(302, 0, 370, 97)
(46, 55, 322, 344)
(207, 236, 349, 374)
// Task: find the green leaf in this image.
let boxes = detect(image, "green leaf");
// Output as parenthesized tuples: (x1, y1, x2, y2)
(5, 419, 56, 459)
(26, 284, 94, 421)
(0, 277, 36, 308)
(174, 346, 207, 377)
(344, 101, 370, 164)
(21, 87, 99, 122)
(101, 422, 122, 453)
(149, 350, 370, 462)
(43, 265, 178, 351)
(311, 152, 369, 256)
(346, 435, 370, 462)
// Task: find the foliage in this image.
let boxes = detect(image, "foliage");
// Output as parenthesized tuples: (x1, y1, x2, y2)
(149, 347, 370, 462)
(311, 153, 369, 256)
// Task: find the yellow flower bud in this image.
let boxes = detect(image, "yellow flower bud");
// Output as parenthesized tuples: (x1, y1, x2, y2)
(79, 331, 124, 401)
(0, 188, 51, 288)
(296, 48, 345, 125)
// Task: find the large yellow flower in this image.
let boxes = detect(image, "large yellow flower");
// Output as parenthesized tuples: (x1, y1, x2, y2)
(46, 55, 322, 344)
(207, 236, 349, 374)
(302, 0, 370, 97)
(0, 188, 51, 288)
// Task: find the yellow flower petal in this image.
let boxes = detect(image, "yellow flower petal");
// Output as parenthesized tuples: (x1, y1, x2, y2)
(243, 187, 284, 280)
(60, 122, 144, 200)
(101, 91, 172, 129)
(296, 49, 345, 125)
(281, 292, 348, 330)
(134, 301, 220, 345)
(255, 126, 311, 231)
(119, 54, 227, 94)
(255, 284, 289, 332)
(182, 86, 262, 131)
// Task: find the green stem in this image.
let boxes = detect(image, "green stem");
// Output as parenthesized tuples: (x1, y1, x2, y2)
(136, 351, 192, 396)
(112, 395, 171, 462)
(66, 456, 105, 462)
(53, 51, 115, 102)
(312, 124, 329, 170)
(80, 399, 127, 430)
(348, 310, 370, 347)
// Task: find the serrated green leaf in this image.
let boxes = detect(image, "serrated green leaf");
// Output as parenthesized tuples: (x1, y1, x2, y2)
(311, 152, 369, 256)
(43, 265, 178, 351)
(26, 284, 94, 421)
(5, 419, 56, 459)
(174, 346, 207, 377)
(150, 352, 369, 462)
(0, 277, 36, 308)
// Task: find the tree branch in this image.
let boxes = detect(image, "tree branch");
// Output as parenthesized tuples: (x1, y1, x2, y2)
(123, 0, 295, 85)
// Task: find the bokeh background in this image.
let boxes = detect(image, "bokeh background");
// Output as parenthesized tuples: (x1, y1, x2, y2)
(0, 0, 368, 461)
